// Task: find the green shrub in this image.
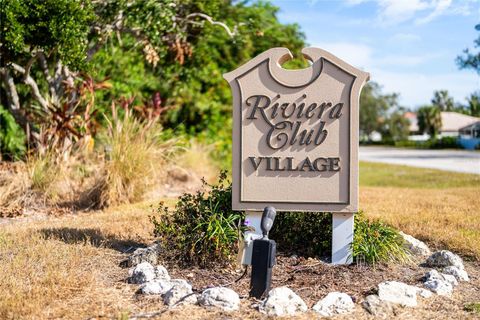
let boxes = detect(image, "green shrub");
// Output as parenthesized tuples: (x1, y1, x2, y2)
(394, 137, 459, 149)
(394, 140, 419, 148)
(150, 171, 245, 267)
(270, 212, 332, 258)
(0, 105, 26, 160)
(352, 213, 410, 264)
(151, 174, 410, 266)
(429, 136, 459, 149)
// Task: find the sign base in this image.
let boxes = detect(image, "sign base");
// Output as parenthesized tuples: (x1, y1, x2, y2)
(332, 213, 354, 265)
(240, 211, 354, 265)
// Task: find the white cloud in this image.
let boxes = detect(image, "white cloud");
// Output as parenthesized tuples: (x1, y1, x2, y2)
(415, 0, 452, 25)
(377, 0, 430, 24)
(347, 0, 467, 25)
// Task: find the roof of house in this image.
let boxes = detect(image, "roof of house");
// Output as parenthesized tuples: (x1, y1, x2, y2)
(459, 120, 480, 131)
(403, 111, 480, 133)
(440, 112, 480, 132)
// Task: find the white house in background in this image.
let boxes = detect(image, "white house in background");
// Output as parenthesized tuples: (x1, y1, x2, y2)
(440, 112, 480, 137)
(405, 111, 480, 140)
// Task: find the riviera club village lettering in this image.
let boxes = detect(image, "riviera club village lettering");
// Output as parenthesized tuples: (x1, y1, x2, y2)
(246, 94, 343, 173)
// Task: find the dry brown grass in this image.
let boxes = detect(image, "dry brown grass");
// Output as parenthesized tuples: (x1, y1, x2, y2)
(1, 198, 479, 320)
(0, 202, 155, 320)
(0, 162, 31, 215)
(360, 186, 480, 259)
(174, 141, 218, 183)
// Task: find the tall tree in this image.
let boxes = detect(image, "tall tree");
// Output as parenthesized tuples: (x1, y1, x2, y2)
(386, 111, 410, 142)
(359, 82, 398, 140)
(417, 106, 442, 138)
(431, 90, 454, 111)
(456, 23, 480, 74)
(466, 92, 480, 117)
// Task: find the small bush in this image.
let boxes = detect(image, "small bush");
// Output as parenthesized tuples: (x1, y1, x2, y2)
(151, 171, 245, 267)
(271, 212, 332, 258)
(394, 137, 459, 149)
(429, 136, 459, 149)
(352, 213, 410, 264)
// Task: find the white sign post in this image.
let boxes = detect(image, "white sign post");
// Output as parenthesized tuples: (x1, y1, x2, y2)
(224, 47, 369, 265)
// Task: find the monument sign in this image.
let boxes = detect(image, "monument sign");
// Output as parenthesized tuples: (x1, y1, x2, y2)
(224, 47, 369, 264)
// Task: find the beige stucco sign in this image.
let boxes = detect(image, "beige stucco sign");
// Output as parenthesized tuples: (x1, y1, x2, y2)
(224, 47, 369, 213)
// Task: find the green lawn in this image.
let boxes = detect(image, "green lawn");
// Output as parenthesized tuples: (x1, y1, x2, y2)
(360, 161, 480, 189)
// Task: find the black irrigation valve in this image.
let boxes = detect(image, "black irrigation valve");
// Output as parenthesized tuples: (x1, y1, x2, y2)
(249, 206, 277, 299)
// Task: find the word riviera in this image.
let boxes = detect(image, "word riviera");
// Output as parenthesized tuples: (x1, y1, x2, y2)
(246, 94, 344, 150)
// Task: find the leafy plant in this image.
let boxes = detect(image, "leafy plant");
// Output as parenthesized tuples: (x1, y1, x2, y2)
(352, 213, 410, 265)
(270, 212, 332, 258)
(0, 105, 26, 160)
(150, 171, 245, 267)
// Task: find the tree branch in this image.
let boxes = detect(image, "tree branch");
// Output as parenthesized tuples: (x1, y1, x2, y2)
(37, 52, 57, 97)
(0, 68, 21, 111)
(0, 67, 37, 140)
(22, 54, 37, 83)
(185, 13, 237, 37)
(53, 60, 63, 95)
(10, 63, 49, 111)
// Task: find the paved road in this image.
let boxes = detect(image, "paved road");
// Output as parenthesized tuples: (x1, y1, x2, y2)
(359, 146, 480, 175)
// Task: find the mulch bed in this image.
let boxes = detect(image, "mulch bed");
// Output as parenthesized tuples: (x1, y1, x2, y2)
(123, 252, 480, 319)
(162, 255, 423, 305)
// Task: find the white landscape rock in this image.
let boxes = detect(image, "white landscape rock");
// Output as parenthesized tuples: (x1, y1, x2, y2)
(426, 250, 464, 269)
(139, 279, 174, 295)
(415, 287, 433, 299)
(198, 287, 240, 311)
(378, 281, 418, 307)
(259, 287, 308, 317)
(424, 279, 453, 296)
(129, 262, 156, 284)
(312, 292, 355, 317)
(163, 279, 197, 306)
(399, 232, 431, 256)
(424, 270, 458, 286)
(126, 243, 161, 267)
(362, 294, 394, 317)
(154, 265, 171, 281)
(128, 262, 171, 284)
(423, 270, 455, 296)
(442, 266, 469, 282)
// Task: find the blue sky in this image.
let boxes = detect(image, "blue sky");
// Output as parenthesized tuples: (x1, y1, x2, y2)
(269, 0, 480, 108)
